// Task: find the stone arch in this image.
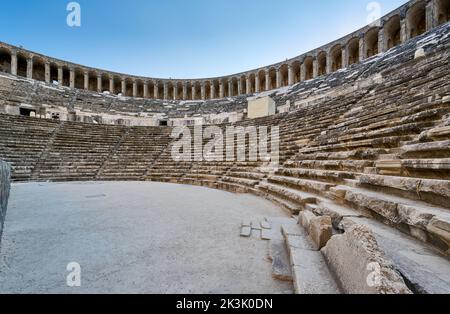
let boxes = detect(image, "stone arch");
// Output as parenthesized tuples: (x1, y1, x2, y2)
(279, 64, 289, 87)
(407, 0, 426, 38)
(204, 81, 211, 100)
(113, 76, 122, 95)
(88, 71, 97, 92)
(16, 52, 28, 78)
(365, 27, 379, 57)
(268, 68, 277, 90)
(347, 37, 359, 66)
(135, 79, 144, 98)
(436, 0, 450, 24)
(384, 15, 401, 50)
(185, 82, 192, 100)
(248, 73, 256, 94)
(303, 56, 313, 81)
(231, 77, 238, 97)
(174, 82, 182, 100)
(49, 63, 58, 84)
(240, 76, 247, 95)
(209, 80, 217, 99)
(166, 81, 174, 100)
(124, 78, 133, 97)
(74, 68, 84, 89)
(101, 74, 110, 93)
(147, 81, 155, 99)
(62, 66, 71, 87)
(195, 82, 203, 100)
(330, 44, 342, 72)
(32, 56, 46, 82)
(0, 47, 11, 74)
(317, 51, 327, 77)
(222, 79, 229, 98)
(258, 70, 267, 92)
(291, 61, 301, 84)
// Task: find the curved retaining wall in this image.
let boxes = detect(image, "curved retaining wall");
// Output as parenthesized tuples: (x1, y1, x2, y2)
(0, 0, 448, 102)
(0, 160, 11, 244)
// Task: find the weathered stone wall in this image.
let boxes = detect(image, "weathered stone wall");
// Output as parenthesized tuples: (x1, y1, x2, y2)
(0, 160, 11, 244)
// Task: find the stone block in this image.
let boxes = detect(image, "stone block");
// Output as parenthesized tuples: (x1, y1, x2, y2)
(309, 215, 333, 250)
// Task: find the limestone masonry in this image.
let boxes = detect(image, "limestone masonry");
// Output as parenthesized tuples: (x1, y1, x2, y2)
(0, 160, 11, 246)
(0, 0, 449, 294)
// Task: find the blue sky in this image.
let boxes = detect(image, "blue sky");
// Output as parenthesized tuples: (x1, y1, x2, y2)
(0, 0, 407, 78)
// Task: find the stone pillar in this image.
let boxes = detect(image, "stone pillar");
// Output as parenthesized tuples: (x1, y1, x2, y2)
(255, 75, 260, 93)
(237, 79, 242, 95)
(45, 62, 50, 83)
(246, 77, 251, 94)
(26, 57, 33, 79)
(173, 84, 178, 100)
(210, 83, 215, 99)
(69, 68, 75, 88)
(183, 82, 188, 100)
(143, 81, 148, 98)
(192, 84, 196, 100)
(342, 47, 348, 68)
(426, 1, 437, 31)
(201, 83, 206, 100)
(219, 81, 224, 98)
(300, 63, 306, 81)
(154, 82, 159, 99)
(313, 58, 319, 78)
(276, 69, 281, 88)
(133, 80, 138, 98)
(163, 82, 168, 100)
(228, 80, 233, 97)
(401, 18, 408, 43)
(97, 75, 102, 92)
(58, 66, 63, 85)
(326, 51, 332, 74)
(84, 71, 89, 90)
(378, 28, 385, 54)
(109, 77, 114, 94)
(11, 52, 17, 76)
(265, 72, 270, 90)
(359, 36, 365, 61)
(288, 64, 294, 85)
(121, 78, 126, 95)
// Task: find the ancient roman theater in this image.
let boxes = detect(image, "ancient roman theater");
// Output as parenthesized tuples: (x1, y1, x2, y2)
(0, 0, 449, 294)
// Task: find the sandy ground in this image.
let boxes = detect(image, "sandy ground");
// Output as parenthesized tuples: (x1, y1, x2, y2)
(0, 181, 293, 294)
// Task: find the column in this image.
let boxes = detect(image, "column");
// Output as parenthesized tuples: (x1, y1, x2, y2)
(255, 75, 260, 93)
(326, 51, 332, 74)
(154, 82, 159, 99)
(143, 81, 149, 98)
(358, 36, 365, 62)
(265, 72, 270, 90)
(45, 62, 50, 83)
(173, 84, 178, 100)
(26, 57, 33, 79)
(288, 64, 294, 85)
(84, 71, 89, 90)
(300, 63, 306, 82)
(228, 80, 233, 97)
(276, 69, 281, 88)
(426, 1, 437, 31)
(378, 27, 385, 54)
(219, 81, 224, 98)
(201, 83, 206, 100)
(246, 77, 251, 94)
(237, 79, 242, 95)
(133, 80, 138, 97)
(121, 78, 126, 95)
(183, 82, 188, 100)
(109, 77, 114, 94)
(97, 75, 102, 92)
(58, 66, 63, 85)
(342, 47, 348, 68)
(210, 83, 215, 99)
(400, 18, 408, 43)
(313, 58, 318, 78)
(69, 68, 75, 88)
(191, 84, 196, 100)
(10, 52, 17, 76)
(163, 82, 168, 100)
